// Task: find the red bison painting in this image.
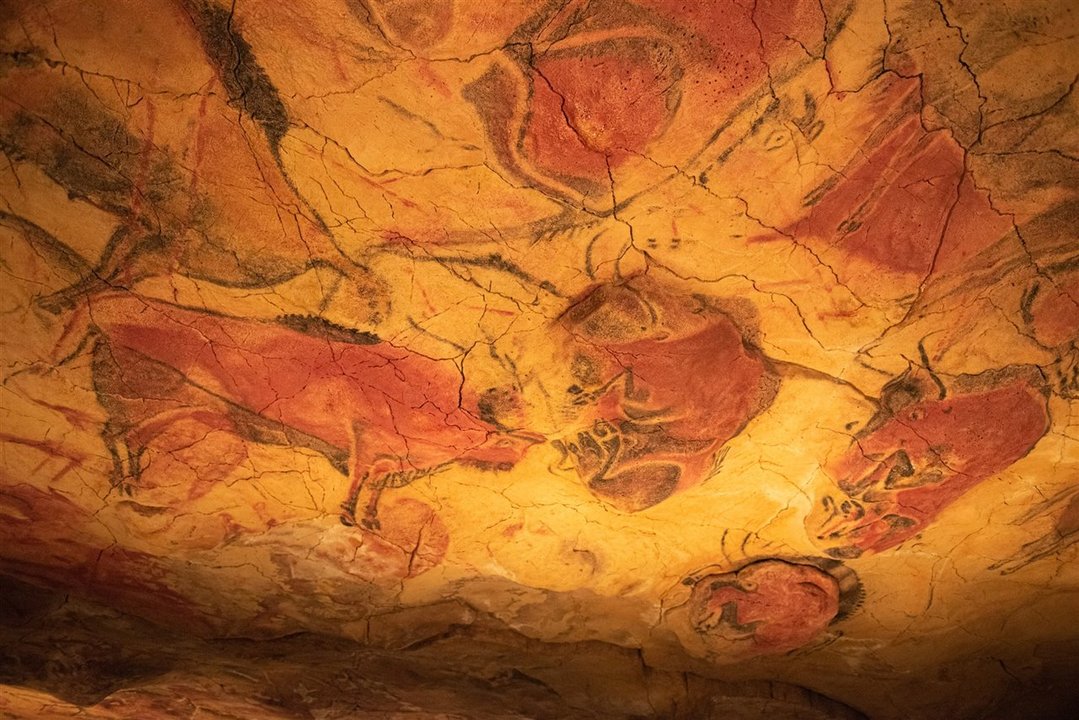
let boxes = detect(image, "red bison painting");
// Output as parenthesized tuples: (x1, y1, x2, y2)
(811, 367, 1051, 557)
(81, 292, 542, 531)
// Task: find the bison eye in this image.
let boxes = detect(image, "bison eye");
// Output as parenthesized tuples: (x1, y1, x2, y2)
(567, 385, 583, 394)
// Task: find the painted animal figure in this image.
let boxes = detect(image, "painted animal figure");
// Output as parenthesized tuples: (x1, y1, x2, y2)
(810, 367, 1050, 557)
(1, 7, 387, 320)
(83, 292, 543, 530)
(550, 276, 779, 511)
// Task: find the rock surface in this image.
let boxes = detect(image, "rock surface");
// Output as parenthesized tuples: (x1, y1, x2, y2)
(1, 1, 1076, 718)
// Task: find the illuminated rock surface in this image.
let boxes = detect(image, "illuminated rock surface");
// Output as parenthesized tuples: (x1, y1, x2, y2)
(1, 1, 1077, 718)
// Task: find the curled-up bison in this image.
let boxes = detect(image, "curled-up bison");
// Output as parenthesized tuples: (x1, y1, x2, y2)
(810, 366, 1050, 557)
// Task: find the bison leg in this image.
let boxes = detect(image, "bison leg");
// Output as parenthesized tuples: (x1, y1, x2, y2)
(101, 418, 135, 495)
(340, 422, 372, 527)
(342, 465, 395, 531)
(360, 473, 390, 531)
(341, 481, 388, 530)
(100, 418, 151, 497)
(339, 422, 408, 531)
(339, 470, 369, 527)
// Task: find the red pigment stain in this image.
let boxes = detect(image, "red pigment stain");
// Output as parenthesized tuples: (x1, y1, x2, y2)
(0, 433, 91, 484)
(128, 98, 157, 226)
(0, 483, 212, 630)
(523, 72, 609, 182)
(91, 545, 213, 630)
(328, 36, 350, 82)
(930, 176, 1013, 274)
(135, 417, 249, 501)
(378, 497, 450, 577)
(417, 60, 453, 98)
(634, 0, 764, 72)
(466, 0, 818, 198)
(18, 401, 98, 431)
(186, 78, 215, 197)
(820, 378, 1049, 554)
(1030, 271, 1079, 347)
(525, 39, 678, 182)
(790, 117, 965, 276)
(689, 561, 839, 655)
(465, 305, 515, 316)
(519, 0, 808, 189)
(380, 0, 454, 50)
(315, 497, 450, 579)
(608, 319, 766, 441)
(633, 0, 821, 95)
(753, 0, 827, 58)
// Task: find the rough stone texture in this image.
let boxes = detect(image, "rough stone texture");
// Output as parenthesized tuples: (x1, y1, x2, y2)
(0, 1, 1076, 718)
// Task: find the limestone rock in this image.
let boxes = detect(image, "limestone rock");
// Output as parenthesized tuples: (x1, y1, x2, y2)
(1, 1, 1077, 717)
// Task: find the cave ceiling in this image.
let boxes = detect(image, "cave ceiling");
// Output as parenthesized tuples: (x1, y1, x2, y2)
(1, 1, 1077, 718)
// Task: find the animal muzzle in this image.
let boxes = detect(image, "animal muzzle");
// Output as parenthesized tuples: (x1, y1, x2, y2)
(473, 430, 546, 466)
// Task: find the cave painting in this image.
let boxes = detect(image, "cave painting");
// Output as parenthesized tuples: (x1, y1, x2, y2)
(738, 72, 1020, 308)
(549, 275, 778, 511)
(1020, 259, 1079, 400)
(459, 0, 824, 213)
(0, 1, 391, 335)
(810, 367, 1052, 558)
(989, 488, 1079, 576)
(71, 271, 783, 536)
(1023, 265, 1079, 351)
(1, 3, 1075, 713)
(78, 292, 542, 532)
(667, 559, 862, 659)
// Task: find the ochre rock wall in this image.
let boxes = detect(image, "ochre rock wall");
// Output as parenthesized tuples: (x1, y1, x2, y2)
(1, 1, 1077, 718)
